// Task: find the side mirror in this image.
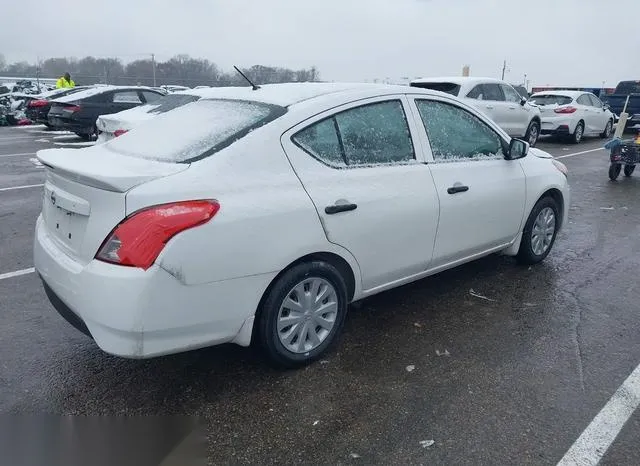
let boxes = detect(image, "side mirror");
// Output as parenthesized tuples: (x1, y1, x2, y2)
(520, 96, 527, 106)
(507, 139, 529, 160)
(603, 103, 610, 110)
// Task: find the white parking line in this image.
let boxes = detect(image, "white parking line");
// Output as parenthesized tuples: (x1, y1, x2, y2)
(0, 183, 44, 192)
(0, 267, 35, 281)
(0, 135, 39, 141)
(0, 152, 36, 158)
(554, 148, 605, 159)
(557, 362, 640, 466)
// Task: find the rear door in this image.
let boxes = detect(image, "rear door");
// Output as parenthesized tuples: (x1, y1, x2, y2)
(409, 96, 526, 266)
(465, 83, 506, 131)
(281, 96, 440, 292)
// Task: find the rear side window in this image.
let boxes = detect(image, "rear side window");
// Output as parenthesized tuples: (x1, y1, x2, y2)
(482, 84, 505, 101)
(529, 95, 573, 106)
(410, 82, 461, 96)
(113, 91, 142, 103)
(292, 100, 415, 167)
(466, 85, 485, 100)
(106, 99, 284, 163)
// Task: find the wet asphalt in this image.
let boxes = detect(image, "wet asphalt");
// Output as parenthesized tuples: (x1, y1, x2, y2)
(0, 126, 639, 465)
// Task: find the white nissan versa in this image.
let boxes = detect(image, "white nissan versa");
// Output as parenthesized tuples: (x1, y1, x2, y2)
(34, 83, 569, 368)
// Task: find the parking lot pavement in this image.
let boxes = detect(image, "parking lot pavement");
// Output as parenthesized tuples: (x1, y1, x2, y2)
(1, 126, 639, 465)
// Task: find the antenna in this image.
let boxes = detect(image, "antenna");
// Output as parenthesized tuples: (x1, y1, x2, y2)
(234, 66, 260, 90)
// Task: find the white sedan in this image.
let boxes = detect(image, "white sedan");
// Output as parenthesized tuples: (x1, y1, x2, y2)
(529, 90, 614, 143)
(34, 83, 570, 368)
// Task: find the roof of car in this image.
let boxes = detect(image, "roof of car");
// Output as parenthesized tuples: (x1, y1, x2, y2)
(410, 76, 504, 85)
(191, 82, 422, 107)
(530, 90, 590, 97)
(52, 85, 163, 103)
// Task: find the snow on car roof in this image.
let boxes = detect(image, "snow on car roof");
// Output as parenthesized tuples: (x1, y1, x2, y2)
(190, 82, 418, 107)
(530, 90, 588, 97)
(410, 76, 503, 85)
(52, 85, 160, 103)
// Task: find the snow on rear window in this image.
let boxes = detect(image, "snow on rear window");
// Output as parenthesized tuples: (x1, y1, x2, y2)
(105, 99, 281, 162)
(530, 95, 572, 105)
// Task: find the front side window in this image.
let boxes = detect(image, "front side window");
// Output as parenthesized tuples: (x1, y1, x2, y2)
(588, 94, 603, 107)
(501, 84, 522, 103)
(577, 95, 591, 106)
(292, 100, 415, 167)
(415, 99, 504, 162)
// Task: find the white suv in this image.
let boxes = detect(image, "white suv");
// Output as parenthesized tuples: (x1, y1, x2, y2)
(411, 77, 542, 147)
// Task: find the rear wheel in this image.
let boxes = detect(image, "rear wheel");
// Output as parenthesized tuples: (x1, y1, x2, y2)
(517, 197, 559, 265)
(256, 261, 348, 368)
(609, 163, 622, 180)
(571, 121, 584, 144)
(600, 119, 613, 138)
(624, 164, 635, 177)
(525, 121, 540, 147)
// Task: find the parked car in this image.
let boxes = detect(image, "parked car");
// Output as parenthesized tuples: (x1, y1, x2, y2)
(529, 90, 614, 143)
(35, 83, 569, 368)
(602, 80, 640, 132)
(25, 86, 90, 126)
(410, 77, 542, 146)
(160, 85, 191, 93)
(96, 91, 202, 143)
(48, 86, 165, 140)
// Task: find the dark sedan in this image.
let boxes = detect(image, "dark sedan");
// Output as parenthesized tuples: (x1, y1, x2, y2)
(48, 86, 165, 139)
(25, 87, 90, 126)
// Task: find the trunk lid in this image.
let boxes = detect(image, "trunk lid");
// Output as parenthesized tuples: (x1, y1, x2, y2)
(37, 146, 188, 264)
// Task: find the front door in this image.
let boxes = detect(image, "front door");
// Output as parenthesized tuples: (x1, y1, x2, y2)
(281, 96, 440, 292)
(410, 97, 527, 267)
(500, 83, 530, 138)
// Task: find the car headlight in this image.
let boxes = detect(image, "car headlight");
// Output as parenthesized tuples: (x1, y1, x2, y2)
(552, 159, 568, 177)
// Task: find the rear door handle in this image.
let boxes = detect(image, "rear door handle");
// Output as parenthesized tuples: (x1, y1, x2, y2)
(447, 185, 469, 194)
(325, 203, 358, 214)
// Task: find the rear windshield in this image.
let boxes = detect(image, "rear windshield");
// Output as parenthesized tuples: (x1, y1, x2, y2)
(529, 95, 573, 105)
(410, 82, 461, 96)
(615, 81, 640, 94)
(105, 99, 285, 163)
(147, 93, 200, 114)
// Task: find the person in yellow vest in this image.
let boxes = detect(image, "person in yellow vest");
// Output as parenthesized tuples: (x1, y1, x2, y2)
(56, 72, 75, 89)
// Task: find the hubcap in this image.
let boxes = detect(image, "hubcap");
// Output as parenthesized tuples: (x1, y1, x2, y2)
(277, 278, 338, 354)
(529, 125, 539, 146)
(531, 207, 556, 256)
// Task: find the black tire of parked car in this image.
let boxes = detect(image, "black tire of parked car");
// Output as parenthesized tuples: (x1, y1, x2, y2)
(516, 196, 560, 265)
(600, 119, 613, 139)
(255, 261, 348, 368)
(609, 163, 622, 181)
(624, 164, 635, 177)
(571, 121, 585, 144)
(525, 120, 540, 147)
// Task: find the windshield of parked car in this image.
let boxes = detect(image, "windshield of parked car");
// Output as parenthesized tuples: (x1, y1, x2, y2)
(614, 81, 640, 94)
(105, 99, 285, 163)
(529, 95, 573, 105)
(410, 82, 461, 96)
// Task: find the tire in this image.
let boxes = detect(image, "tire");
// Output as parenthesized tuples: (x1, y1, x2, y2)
(600, 119, 613, 139)
(624, 164, 635, 177)
(517, 197, 560, 265)
(525, 120, 540, 147)
(571, 121, 584, 144)
(76, 132, 91, 141)
(609, 163, 622, 180)
(256, 261, 348, 369)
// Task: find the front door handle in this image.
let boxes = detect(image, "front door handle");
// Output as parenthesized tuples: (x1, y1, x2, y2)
(447, 185, 469, 194)
(485, 105, 494, 109)
(325, 202, 358, 215)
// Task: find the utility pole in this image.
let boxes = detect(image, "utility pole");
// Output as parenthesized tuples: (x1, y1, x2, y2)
(501, 60, 507, 80)
(151, 53, 157, 87)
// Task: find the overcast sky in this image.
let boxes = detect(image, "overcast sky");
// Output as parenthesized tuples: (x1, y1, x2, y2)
(2, 0, 638, 86)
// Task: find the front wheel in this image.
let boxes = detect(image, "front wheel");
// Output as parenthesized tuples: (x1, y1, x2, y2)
(525, 121, 540, 147)
(624, 164, 635, 177)
(600, 119, 613, 139)
(255, 261, 348, 368)
(517, 197, 560, 265)
(609, 163, 622, 180)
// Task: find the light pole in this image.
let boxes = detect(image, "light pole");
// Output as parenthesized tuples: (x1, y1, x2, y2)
(151, 53, 157, 87)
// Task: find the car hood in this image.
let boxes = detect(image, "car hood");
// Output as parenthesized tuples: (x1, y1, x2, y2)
(529, 147, 553, 159)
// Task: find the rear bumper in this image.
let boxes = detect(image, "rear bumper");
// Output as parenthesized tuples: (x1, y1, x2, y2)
(47, 115, 93, 133)
(540, 116, 577, 135)
(34, 215, 275, 358)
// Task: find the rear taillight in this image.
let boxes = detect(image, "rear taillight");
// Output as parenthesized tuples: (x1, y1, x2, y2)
(114, 129, 129, 137)
(554, 106, 577, 114)
(28, 99, 48, 108)
(63, 105, 81, 113)
(96, 200, 220, 270)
